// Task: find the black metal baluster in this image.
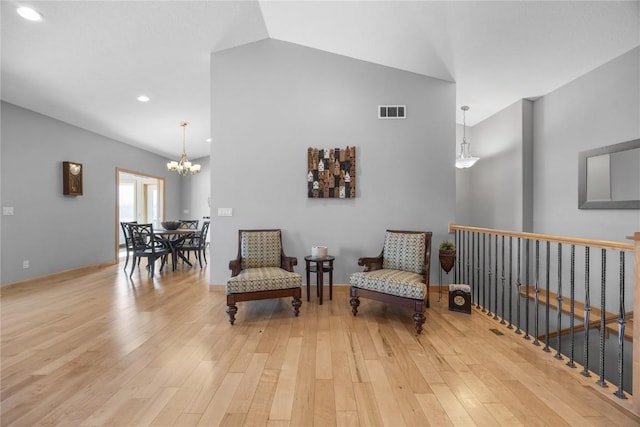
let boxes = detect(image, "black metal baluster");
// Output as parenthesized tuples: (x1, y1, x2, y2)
(465, 230, 469, 285)
(482, 233, 486, 312)
(487, 234, 493, 316)
(500, 235, 506, 324)
(524, 239, 530, 340)
(462, 230, 467, 285)
(596, 249, 607, 388)
(456, 231, 470, 283)
(533, 240, 540, 346)
(614, 251, 627, 399)
(460, 229, 464, 284)
(468, 230, 472, 285)
(452, 230, 462, 286)
(516, 237, 522, 335)
(581, 247, 591, 377)
(508, 236, 514, 329)
(567, 245, 576, 368)
(468, 230, 472, 287)
(555, 243, 563, 359)
(478, 232, 481, 310)
(543, 241, 550, 352)
(493, 235, 499, 320)
(472, 232, 477, 306)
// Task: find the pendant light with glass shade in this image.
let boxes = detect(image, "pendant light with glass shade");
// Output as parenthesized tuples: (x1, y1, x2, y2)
(167, 121, 201, 175)
(455, 105, 480, 169)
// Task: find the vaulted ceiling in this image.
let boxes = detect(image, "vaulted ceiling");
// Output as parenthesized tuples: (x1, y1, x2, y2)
(2, 1, 638, 159)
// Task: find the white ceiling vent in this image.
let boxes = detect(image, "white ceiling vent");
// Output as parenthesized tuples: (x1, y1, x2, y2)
(378, 105, 406, 119)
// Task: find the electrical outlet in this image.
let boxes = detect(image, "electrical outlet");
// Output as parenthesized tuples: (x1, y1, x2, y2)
(3, 207, 14, 216)
(22, 260, 29, 269)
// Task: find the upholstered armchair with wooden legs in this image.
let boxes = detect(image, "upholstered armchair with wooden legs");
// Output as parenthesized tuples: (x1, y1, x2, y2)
(349, 230, 432, 334)
(226, 229, 302, 325)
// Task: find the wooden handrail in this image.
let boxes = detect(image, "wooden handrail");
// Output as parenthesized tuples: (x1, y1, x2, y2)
(449, 224, 634, 252)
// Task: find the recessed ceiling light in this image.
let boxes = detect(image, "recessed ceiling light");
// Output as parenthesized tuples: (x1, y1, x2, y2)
(17, 6, 42, 22)
(137, 95, 150, 102)
(206, 138, 212, 143)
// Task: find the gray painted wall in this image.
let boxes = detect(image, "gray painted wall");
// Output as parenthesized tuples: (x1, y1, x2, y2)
(454, 124, 472, 226)
(533, 46, 640, 241)
(0, 102, 183, 284)
(456, 99, 534, 231)
(180, 155, 211, 222)
(210, 39, 456, 285)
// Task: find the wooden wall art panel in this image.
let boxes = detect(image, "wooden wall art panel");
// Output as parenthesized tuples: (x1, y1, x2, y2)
(307, 146, 356, 198)
(62, 161, 83, 196)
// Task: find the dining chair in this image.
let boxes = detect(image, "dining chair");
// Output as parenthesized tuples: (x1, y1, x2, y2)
(179, 219, 199, 229)
(120, 221, 137, 271)
(129, 223, 172, 278)
(178, 219, 199, 262)
(177, 221, 210, 268)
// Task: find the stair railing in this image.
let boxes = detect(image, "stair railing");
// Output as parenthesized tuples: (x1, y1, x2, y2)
(449, 225, 638, 416)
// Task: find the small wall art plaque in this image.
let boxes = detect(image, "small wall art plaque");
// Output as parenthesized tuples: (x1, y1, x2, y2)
(62, 161, 83, 196)
(307, 146, 355, 198)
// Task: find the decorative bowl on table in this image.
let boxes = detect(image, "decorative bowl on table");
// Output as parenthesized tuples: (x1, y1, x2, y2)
(161, 221, 181, 230)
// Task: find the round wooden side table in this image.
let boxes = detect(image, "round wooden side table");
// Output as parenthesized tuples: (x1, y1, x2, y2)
(304, 255, 335, 305)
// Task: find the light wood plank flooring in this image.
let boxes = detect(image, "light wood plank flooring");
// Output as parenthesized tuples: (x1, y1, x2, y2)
(1, 262, 638, 426)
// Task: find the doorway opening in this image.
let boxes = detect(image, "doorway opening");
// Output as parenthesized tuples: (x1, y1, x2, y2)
(116, 168, 165, 262)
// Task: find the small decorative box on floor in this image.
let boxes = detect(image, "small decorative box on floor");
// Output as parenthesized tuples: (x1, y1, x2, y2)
(449, 284, 471, 314)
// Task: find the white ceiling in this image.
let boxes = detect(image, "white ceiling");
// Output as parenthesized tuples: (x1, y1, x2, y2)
(2, 1, 639, 160)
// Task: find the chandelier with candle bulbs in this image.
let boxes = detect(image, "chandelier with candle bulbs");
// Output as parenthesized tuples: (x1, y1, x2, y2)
(167, 121, 201, 176)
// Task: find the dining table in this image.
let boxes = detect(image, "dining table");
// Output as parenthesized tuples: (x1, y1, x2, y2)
(155, 228, 198, 269)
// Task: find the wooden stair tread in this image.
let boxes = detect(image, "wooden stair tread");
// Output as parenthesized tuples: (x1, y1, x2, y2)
(518, 287, 633, 340)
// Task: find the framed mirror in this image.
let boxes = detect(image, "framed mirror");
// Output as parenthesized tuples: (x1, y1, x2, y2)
(578, 138, 640, 209)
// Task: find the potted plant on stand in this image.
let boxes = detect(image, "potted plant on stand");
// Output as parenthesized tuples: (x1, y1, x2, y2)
(438, 240, 456, 302)
(438, 240, 456, 273)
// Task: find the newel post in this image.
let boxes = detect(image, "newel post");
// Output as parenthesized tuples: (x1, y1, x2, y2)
(630, 231, 640, 415)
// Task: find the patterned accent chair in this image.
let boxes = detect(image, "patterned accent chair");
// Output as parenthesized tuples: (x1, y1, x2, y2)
(349, 230, 432, 334)
(226, 229, 302, 324)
